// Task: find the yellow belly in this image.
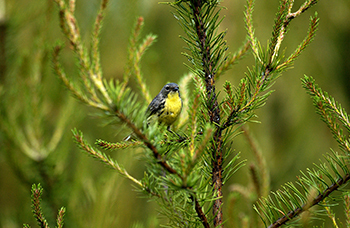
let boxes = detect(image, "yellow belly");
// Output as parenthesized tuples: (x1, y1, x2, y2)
(158, 92, 182, 126)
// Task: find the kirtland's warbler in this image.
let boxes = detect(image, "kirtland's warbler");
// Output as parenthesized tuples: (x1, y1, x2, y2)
(146, 83, 182, 130)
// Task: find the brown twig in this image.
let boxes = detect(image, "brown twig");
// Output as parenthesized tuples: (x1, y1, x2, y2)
(270, 0, 318, 66)
(31, 185, 49, 228)
(191, 1, 223, 226)
(114, 109, 179, 176)
(191, 194, 210, 228)
(268, 174, 350, 228)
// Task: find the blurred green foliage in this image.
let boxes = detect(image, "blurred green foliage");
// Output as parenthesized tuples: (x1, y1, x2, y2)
(0, 0, 350, 227)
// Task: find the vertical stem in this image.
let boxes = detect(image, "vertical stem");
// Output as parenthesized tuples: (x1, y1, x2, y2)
(0, 0, 6, 83)
(191, 1, 223, 226)
(344, 194, 350, 228)
(212, 129, 223, 227)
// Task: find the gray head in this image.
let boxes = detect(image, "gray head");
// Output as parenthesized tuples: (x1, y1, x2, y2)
(160, 83, 180, 97)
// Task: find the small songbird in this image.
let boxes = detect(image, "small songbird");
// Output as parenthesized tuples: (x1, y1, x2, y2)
(146, 83, 182, 130)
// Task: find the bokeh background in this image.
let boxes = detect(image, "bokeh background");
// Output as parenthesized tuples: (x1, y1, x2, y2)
(0, 0, 350, 227)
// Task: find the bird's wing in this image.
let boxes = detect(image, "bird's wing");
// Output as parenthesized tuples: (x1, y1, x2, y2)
(147, 94, 165, 117)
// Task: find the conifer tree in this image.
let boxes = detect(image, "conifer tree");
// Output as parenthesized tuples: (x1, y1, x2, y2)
(21, 0, 350, 227)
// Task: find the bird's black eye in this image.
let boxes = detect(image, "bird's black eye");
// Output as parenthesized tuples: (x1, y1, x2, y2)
(165, 85, 170, 90)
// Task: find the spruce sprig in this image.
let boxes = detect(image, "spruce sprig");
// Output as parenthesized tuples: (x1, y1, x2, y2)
(31, 184, 49, 228)
(56, 207, 66, 228)
(54, 0, 112, 109)
(124, 17, 156, 103)
(169, 0, 228, 79)
(254, 77, 350, 227)
(344, 193, 350, 227)
(276, 13, 319, 71)
(72, 129, 144, 187)
(23, 184, 66, 228)
(221, 0, 319, 131)
(96, 139, 143, 150)
(255, 152, 350, 227)
(302, 76, 350, 153)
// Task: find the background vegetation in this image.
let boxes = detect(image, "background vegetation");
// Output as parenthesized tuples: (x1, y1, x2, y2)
(0, 0, 350, 227)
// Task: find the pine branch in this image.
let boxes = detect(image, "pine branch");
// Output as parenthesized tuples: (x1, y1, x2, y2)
(170, 1, 320, 226)
(344, 193, 350, 228)
(287, 0, 318, 21)
(72, 129, 144, 187)
(53, 42, 109, 112)
(268, 0, 291, 65)
(276, 13, 319, 71)
(53, 0, 112, 107)
(115, 110, 180, 176)
(96, 139, 143, 150)
(123, 17, 156, 103)
(302, 76, 350, 153)
(170, 1, 228, 225)
(256, 76, 350, 227)
(55, 0, 103, 104)
(190, 1, 224, 225)
(31, 184, 50, 228)
(56, 207, 66, 228)
(325, 206, 339, 228)
(221, 66, 272, 131)
(134, 34, 156, 103)
(75, 126, 179, 198)
(267, 173, 350, 228)
(268, 0, 318, 66)
(245, 0, 261, 63)
(123, 17, 143, 89)
(192, 194, 210, 228)
(91, 0, 108, 80)
(127, 17, 156, 103)
(50, 0, 328, 227)
(254, 149, 350, 227)
(221, 0, 319, 131)
(52, 5, 199, 225)
(24, 184, 66, 228)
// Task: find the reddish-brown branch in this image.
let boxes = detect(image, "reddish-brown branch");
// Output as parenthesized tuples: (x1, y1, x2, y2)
(191, 195, 211, 228)
(114, 110, 179, 175)
(268, 174, 350, 228)
(32, 187, 49, 228)
(191, 1, 223, 226)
